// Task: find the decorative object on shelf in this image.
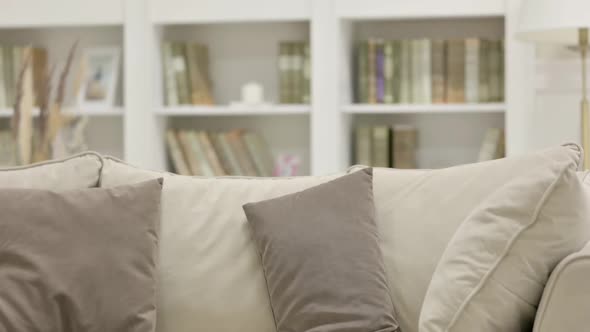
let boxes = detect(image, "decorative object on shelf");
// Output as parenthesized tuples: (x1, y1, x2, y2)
(165, 128, 274, 177)
(278, 41, 310, 104)
(77, 47, 120, 109)
(0, 45, 48, 108)
(229, 81, 271, 108)
(518, 0, 590, 168)
(354, 124, 418, 169)
(353, 38, 504, 105)
(12, 41, 78, 165)
(162, 42, 213, 106)
(274, 154, 300, 176)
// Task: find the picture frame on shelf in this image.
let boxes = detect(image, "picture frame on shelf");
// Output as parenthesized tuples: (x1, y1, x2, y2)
(77, 47, 120, 109)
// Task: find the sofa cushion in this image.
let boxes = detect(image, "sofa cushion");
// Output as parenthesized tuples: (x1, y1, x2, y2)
(244, 168, 399, 332)
(0, 151, 102, 189)
(419, 143, 590, 332)
(347, 143, 590, 332)
(0, 178, 162, 332)
(99, 157, 345, 332)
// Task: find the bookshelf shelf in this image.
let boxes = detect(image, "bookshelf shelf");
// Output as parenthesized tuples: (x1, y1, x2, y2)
(157, 105, 310, 116)
(0, 107, 124, 118)
(342, 103, 506, 114)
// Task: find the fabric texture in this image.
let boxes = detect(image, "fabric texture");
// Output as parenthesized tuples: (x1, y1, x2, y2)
(419, 143, 590, 332)
(0, 178, 162, 332)
(0, 151, 102, 189)
(346, 144, 590, 332)
(99, 157, 346, 332)
(243, 168, 399, 332)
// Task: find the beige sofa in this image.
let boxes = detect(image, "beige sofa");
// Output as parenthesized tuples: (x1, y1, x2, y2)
(2, 145, 589, 332)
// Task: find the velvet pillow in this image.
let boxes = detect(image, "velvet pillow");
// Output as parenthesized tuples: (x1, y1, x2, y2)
(0, 178, 162, 332)
(243, 168, 399, 332)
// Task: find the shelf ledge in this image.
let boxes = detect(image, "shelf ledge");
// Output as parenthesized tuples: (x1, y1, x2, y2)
(342, 103, 506, 114)
(0, 107, 124, 118)
(157, 105, 311, 116)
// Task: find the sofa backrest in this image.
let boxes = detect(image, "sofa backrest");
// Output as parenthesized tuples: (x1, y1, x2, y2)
(0, 152, 102, 189)
(100, 145, 590, 332)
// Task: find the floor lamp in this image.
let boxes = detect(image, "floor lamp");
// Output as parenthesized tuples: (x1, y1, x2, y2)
(518, 0, 590, 168)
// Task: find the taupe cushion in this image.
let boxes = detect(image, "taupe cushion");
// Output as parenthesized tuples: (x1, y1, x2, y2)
(419, 143, 590, 332)
(99, 156, 346, 332)
(0, 179, 162, 332)
(0, 152, 102, 189)
(243, 168, 399, 332)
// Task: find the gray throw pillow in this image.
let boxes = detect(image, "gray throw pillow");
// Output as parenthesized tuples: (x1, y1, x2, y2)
(0, 179, 162, 332)
(243, 168, 399, 332)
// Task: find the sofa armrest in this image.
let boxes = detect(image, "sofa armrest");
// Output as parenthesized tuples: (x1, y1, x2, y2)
(533, 241, 590, 332)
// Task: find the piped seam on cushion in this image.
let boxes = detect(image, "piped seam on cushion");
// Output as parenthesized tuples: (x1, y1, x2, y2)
(531, 244, 590, 332)
(444, 161, 573, 332)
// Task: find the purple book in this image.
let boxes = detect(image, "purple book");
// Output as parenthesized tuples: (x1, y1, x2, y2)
(376, 41, 385, 103)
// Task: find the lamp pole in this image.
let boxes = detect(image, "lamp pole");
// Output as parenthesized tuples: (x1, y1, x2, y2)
(580, 28, 590, 168)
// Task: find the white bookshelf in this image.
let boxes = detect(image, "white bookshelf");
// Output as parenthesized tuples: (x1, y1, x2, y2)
(0, 0, 536, 175)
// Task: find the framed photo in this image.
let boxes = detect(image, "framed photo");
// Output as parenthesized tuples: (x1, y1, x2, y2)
(77, 47, 120, 109)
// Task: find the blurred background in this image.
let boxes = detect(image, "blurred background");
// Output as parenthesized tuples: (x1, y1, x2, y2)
(0, 0, 583, 176)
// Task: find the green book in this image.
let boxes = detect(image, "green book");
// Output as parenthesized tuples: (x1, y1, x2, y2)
(162, 42, 178, 106)
(478, 39, 490, 103)
(356, 41, 369, 103)
(399, 40, 412, 104)
(186, 43, 212, 105)
(383, 41, 395, 104)
(302, 42, 311, 104)
(488, 40, 503, 102)
(355, 126, 372, 165)
(188, 131, 214, 176)
(372, 126, 391, 167)
(431, 40, 446, 103)
(499, 40, 505, 102)
(171, 42, 191, 105)
(392, 41, 402, 103)
(292, 42, 305, 104)
(279, 42, 290, 104)
(367, 39, 377, 104)
(215, 132, 244, 176)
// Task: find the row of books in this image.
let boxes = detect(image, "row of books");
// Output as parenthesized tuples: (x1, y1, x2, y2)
(0, 45, 47, 108)
(354, 125, 418, 169)
(353, 38, 504, 104)
(162, 42, 214, 106)
(166, 129, 274, 176)
(278, 41, 311, 104)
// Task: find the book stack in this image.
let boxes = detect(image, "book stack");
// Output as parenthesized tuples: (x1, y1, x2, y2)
(162, 42, 214, 106)
(278, 41, 310, 104)
(166, 129, 275, 176)
(353, 38, 504, 104)
(0, 45, 48, 108)
(354, 125, 418, 169)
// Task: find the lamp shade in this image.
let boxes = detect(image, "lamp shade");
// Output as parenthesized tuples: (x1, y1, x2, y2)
(518, 0, 590, 44)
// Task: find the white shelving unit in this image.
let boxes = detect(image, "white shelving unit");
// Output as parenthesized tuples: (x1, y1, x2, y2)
(0, 0, 535, 175)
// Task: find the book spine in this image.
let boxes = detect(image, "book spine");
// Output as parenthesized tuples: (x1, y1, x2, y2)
(447, 40, 466, 103)
(392, 125, 418, 169)
(367, 39, 377, 104)
(186, 43, 205, 105)
(357, 41, 369, 103)
(488, 40, 502, 102)
(292, 42, 304, 104)
(166, 130, 191, 175)
(392, 41, 401, 103)
(4, 46, 14, 108)
(198, 131, 226, 176)
(376, 40, 385, 103)
(421, 39, 432, 104)
(189, 131, 215, 176)
(355, 126, 372, 165)
(227, 130, 258, 176)
(499, 40, 505, 102)
(399, 40, 412, 104)
(0, 47, 5, 108)
(171, 42, 190, 105)
(478, 39, 490, 103)
(431, 40, 446, 104)
(162, 42, 178, 106)
(371, 126, 391, 167)
(465, 38, 480, 103)
(411, 40, 422, 104)
(279, 42, 290, 104)
(383, 41, 394, 104)
(303, 42, 311, 104)
(217, 132, 244, 175)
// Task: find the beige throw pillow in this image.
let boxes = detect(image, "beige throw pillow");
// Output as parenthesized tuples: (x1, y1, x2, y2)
(0, 179, 162, 332)
(419, 144, 590, 332)
(243, 168, 400, 332)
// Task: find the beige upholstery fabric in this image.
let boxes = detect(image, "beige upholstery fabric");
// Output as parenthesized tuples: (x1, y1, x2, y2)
(356, 144, 590, 332)
(419, 143, 590, 332)
(0, 152, 102, 189)
(99, 157, 344, 332)
(244, 168, 399, 332)
(532, 172, 590, 332)
(0, 179, 162, 332)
